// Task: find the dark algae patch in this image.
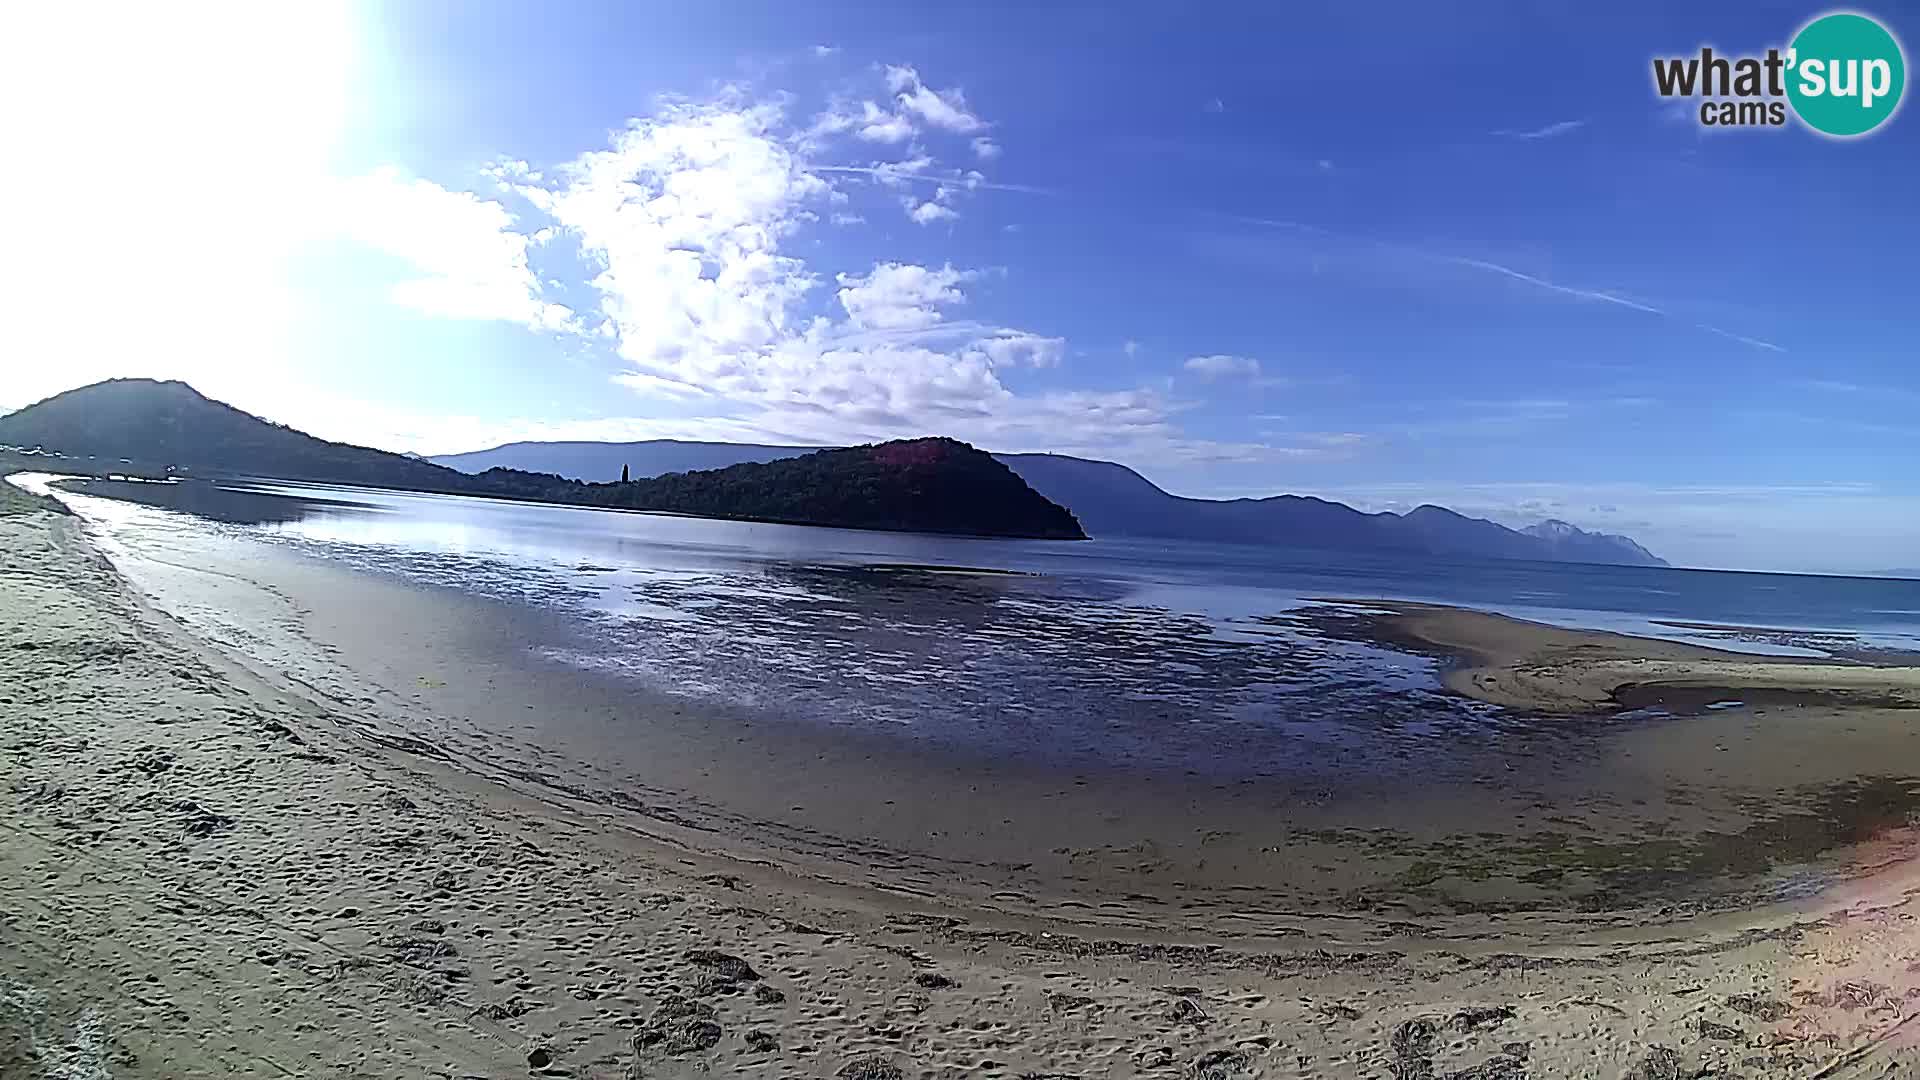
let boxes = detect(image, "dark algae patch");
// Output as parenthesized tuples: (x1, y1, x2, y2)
(1312, 776, 1920, 914)
(1610, 682, 1920, 715)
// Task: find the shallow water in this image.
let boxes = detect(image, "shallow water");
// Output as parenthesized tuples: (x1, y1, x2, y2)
(43, 475, 1920, 780)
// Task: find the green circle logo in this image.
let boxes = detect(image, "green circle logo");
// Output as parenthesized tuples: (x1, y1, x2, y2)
(1787, 12, 1907, 137)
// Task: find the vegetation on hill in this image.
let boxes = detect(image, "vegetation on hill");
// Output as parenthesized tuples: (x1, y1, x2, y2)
(0, 380, 1085, 540)
(475, 438, 1085, 539)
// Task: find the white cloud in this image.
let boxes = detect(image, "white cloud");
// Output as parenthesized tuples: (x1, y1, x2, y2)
(829, 212, 866, 226)
(1183, 354, 1262, 379)
(297, 83, 1279, 465)
(338, 167, 575, 331)
(611, 371, 712, 400)
(870, 154, 934, 187)
(854, 101, 915, 143)
(971, 332, 1064, 368)
(529, 99, 828, 372)
(813, 164, 1053, 196)
(837, 263, 973, 330)
(907, 199, 959, 225)
(504, 93, 1191, 452)
(883, 65, 918, 93)
(886, 64, 988, 133)
(971, 137, 1002, 160)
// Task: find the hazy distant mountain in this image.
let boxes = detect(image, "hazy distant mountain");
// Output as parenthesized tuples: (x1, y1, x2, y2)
(437, 438, 1667, 566)
(0, 380, 1082, 540)
(1522, 519, 1665, 567)
(1000, 452, 1666, 566)
(434, 440, 816, 480)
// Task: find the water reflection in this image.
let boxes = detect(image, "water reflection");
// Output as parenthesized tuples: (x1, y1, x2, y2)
(55, 477, 377, 527)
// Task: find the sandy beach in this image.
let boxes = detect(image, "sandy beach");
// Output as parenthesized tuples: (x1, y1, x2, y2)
(5, 497, 1920, 1078)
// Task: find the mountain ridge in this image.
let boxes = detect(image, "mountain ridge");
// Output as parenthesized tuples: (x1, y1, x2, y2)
(0, 380, 1083, 540)
(430, 440, 1669, 567)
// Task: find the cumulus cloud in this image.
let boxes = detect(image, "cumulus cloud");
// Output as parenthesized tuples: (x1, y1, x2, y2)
(837, 263, 973, 330)
(506, 96, 1112, 442)
(906, 198, 959, 225)
(869, 154, 935, 187)
(341, 80, 1278, 461)
(971, 332, 1064, 368)
(854, 100, 915, 143)
(515, 100, 830, 377)
(338, 167, 574, 331)
(886, 64, 988, 133)
(1183, 354, 1262, 379)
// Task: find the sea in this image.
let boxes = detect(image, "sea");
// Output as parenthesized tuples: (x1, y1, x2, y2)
(36, 475, 1920, 777)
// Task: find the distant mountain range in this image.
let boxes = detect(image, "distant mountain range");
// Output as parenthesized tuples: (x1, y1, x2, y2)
(0, 379, 1662, 562)
(433, 440, 1668, 567)
(0, 380, 1084, 540)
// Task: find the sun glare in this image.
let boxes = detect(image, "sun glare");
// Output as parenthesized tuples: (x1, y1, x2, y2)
(1, 3, 355, 402)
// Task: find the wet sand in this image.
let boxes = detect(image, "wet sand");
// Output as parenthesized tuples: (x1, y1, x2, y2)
(1335, 600, 1920, 714)
(5, 500, 1920, 1076)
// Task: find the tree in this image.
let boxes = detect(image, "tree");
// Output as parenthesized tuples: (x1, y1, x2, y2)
(620, 463, 630, 483)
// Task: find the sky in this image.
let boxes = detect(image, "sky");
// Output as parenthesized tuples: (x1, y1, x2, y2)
(1, 2, 1915, 573)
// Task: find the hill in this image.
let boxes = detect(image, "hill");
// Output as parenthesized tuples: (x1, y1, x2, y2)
(0, 381, 1083, 540)
(434, 438, 1667, 567)
(0, 379, 470, 491)
(476, 439, 1084, 539)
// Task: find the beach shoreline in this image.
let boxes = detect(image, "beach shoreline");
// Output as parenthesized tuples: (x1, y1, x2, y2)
(5, 501, 1920, 1076)
(1310, 598, 1920, 714)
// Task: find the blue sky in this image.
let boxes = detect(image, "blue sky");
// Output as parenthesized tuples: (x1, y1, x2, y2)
(4, 2, 1916, 572)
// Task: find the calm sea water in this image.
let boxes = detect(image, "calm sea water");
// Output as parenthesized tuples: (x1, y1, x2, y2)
(40, 475, 1920, 776)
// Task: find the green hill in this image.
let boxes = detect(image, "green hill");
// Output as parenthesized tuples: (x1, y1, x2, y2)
(478, 439, 1086, 539)
(0, 379, 1084, 540)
